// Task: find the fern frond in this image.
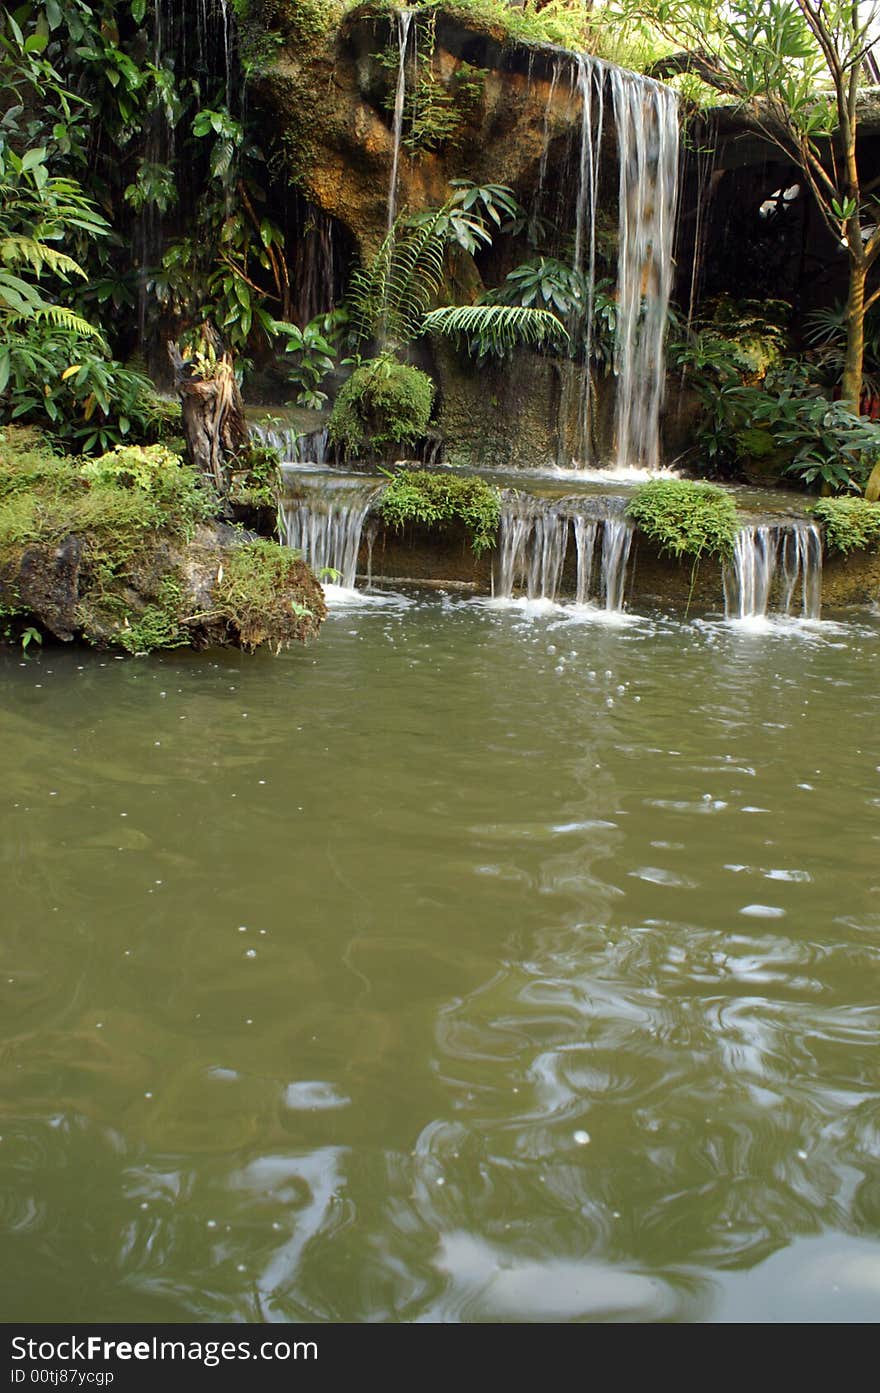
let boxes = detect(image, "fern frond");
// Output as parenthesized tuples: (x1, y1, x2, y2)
(0, 236, 86, 281)
(33, 306, 106, 339)
(423, 304, 569, 354)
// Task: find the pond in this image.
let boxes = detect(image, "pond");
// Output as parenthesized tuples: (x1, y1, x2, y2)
(2, 595, 880, 1322)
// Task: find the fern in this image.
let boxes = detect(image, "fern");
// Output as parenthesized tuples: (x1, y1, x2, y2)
(423, 304, 569, 355)
(0, 236, 86, 281)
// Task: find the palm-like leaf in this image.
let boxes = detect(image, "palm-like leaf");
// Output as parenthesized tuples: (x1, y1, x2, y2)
(423, 304, 569, 354)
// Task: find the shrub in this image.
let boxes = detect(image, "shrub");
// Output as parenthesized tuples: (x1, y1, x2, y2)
(377, 469, 501, 554)
(627, 479, 740, 560)
(812, 497, 880, 554)
(328, 355, 434, 456)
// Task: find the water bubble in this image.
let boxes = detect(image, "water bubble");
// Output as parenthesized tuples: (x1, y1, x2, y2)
(245, 949, 256, 959)
(573, 1130, 591, 1146)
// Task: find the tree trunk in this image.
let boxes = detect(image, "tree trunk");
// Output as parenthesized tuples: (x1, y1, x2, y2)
(167, 337, 249, 494)
(841, 257, 867, 415)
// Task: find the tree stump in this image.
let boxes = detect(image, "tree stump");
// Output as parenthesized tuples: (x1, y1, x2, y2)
(167, 332, 249, 493)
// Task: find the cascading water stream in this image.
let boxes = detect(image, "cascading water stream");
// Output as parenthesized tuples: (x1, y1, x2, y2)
(496, 495, 635, 610)
(608, 71, 679, 473)
(567, 60, 679, 471)
(281, 478, 386, 589)
(387, 9, 415, 236)
(250, 422, 330, 464)
(723, 522, 823, 620)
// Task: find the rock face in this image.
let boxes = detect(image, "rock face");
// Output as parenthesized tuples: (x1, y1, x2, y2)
(2, 523, 327, 653)
(255, 3, 602, 258)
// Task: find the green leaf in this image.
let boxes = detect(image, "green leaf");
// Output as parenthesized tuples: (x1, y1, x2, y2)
(20, 147, 47, 172)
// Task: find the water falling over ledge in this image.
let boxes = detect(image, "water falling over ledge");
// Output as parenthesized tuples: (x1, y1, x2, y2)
(723, 522, 823, 621)
(496, 493, 636, 611)
(565, 57, 679, 473)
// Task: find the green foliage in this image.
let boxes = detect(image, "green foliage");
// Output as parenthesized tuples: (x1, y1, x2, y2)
(0, 426, 326, 653)
(377, 469, 501, 554)
(812, 497, 880, 554)
(275, 310, 346, 408)
(1, 323, 170, 452)
(114, 576, 190, 655)
(227, 441, 283, 510)
(804, 303, 880, 400)
(627, 479, 740, 559)
(328, 355, 435, 455)
(380, 11, 485, 156)
(487, 260, 618, 369)
(211, 537, 326, 650)
(423, 304, 569, 357)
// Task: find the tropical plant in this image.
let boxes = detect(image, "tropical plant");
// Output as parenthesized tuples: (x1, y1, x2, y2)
(812, 496, 880, 552)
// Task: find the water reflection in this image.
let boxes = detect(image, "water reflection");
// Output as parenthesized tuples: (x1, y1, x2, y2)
(1, 605, 879, 1321)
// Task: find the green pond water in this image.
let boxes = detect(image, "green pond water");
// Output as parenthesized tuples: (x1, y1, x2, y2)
(2, 595, 880, 1323)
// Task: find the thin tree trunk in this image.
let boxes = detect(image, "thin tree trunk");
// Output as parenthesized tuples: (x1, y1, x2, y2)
(841, 256, 867, 415)
(167, 338, 249, 494)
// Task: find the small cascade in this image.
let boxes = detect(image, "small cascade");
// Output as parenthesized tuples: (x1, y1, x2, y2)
(497, 495, 635, 610)
(723, 522, 823, 621)
(281, 478, 386, 588)
(387, 9, 415, 235)
(250, 422, 330, 464)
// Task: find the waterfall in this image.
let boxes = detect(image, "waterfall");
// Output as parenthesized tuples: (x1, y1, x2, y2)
(723, 522, 823, 620)
(497, 495, 635, 610)
(571, 56, 606, 457)
(608, 70, 679, 473)
(567, 61, 679, 470)
(387, 9, 415, 235)
(280, 478, 386, 589)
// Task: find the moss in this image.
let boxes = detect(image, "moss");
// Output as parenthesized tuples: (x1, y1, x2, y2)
(813, 497, 880, 554)
(0, 429, 325, 653)
(328, 355, 435, 456)
(627, 479, 740, 560)
(377, 468, 501, 553)
(211, 537, 327, 650)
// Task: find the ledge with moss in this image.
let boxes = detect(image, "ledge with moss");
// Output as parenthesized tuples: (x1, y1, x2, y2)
(0, 430, 326, 655)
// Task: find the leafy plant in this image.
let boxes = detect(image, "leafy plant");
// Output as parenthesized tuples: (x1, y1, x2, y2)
(328, 355, 434, 455)
(812, 497, 880, 553)
(377, 469, 502, 555)
(627, 479, 740, 559)
(423, 304, 568, 356)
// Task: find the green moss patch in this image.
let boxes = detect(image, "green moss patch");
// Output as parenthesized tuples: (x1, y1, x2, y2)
(377, 468, 500, 553)
(0, 428, 325, 653)
(813, 497, 880, 554)
(328, 355, 435, 456)
(627, 479, 740, 560)
(211, 537, 327, 650)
